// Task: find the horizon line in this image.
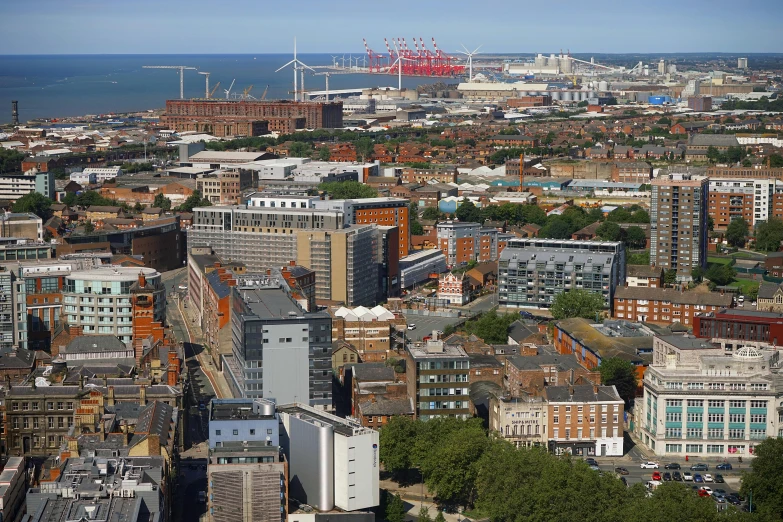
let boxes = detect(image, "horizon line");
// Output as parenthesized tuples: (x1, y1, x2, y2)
(2, 52, 782, 57)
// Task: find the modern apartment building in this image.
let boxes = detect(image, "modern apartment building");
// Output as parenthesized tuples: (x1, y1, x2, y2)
(650, 174, 708, 281)
(0, 213, 43, 242)
(638, 335, 780, 458)
(405, 340, 471, 421)
(224, 278, 332, 410)
(62, 267, 164, 343)
(296, 225, 379, 306)
(188, 205, 345, 272)
(436, 222, 506, 266)
(278, 403, 379, 512)
(708, 177, 780, 230)
(546, 385, 625, 457)
(0, 266, 27, 352)
(498, 238, 625, 311)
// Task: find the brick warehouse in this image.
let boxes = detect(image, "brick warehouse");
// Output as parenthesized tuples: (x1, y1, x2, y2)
(160, 99, 343, 134)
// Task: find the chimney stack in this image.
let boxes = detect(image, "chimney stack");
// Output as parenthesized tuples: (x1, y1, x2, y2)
(139, 385, 147, 406)
(108, 386, 115, 407)
(138, 271, 146, 288)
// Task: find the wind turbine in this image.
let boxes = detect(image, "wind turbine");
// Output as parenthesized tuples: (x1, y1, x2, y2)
(391, 42, 414, 92)
(331, 55, 339, 67)
(458, 44, 482, 82)
(275, 38, 314, 102)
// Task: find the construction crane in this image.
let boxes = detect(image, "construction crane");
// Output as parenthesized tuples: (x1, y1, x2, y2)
(261, 85, 269, 100)
(242, 85, 254, 100)
(198, 72, 211, 98)
(143, 65, 197, 99)
(209, 82, 220, 98)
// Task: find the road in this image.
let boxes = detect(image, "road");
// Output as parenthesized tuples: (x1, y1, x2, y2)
(592, 458, 741, 494)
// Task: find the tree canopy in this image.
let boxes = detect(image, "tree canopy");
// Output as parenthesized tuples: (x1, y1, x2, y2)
(12, 192, 53, 220)
(755, 217, 783, 252)
(177, 190, 211, 212)
(740, 437, 783, 519)
(318, 181, 377, 199)
(705, 263, 736, 287)
(152, 193, 171, 211)
(462, 311, 518, 344)
(551, 289, 605, 320)
(0, 149, 25, 174)
(726, 218, 749, 248)
(455, 199, 482, 223)
(598, 357, 638, 409)
(624, 226, 647, 249)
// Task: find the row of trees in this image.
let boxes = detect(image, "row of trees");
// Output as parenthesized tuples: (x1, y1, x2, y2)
(380, 417, 765, 521)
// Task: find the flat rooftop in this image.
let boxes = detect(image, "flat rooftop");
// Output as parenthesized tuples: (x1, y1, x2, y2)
(278, 403, 371, 437)
(236, 285, 327, 321)
(659, 335, 717, 350)
(211, 399, 276, 421)
(408, 341, 469, 359)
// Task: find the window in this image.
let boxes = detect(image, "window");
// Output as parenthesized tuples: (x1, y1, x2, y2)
(233, 429, 239, 436)
(729, 413, 745, 423)
(32, 402, 39, 411)
(553, 415, 559, 423)
(687, 399, 703, 408)
(729, 400, 746, 409)
(249, 429, 256, 436)
(707, 413, 724, 423)
(708, 400, 724, 408)
(750, 414, 766, 424)
(750, 400, 767, 409)
(708, 428, 723, 439)
(707, 444, 724, 453)
(215, 430, 221, 436)
(665, 428, 681, 438)
(666, 412, 682, 422)
(686, 444, 703, 453)
(267, 429, 273, 435)
(687, 413, 703, 423)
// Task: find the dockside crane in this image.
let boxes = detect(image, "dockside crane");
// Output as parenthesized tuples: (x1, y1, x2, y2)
(198, 71, 211, 98)
(143, 65, 197, 99)
(209, 82, 221, 98)
(261, 85, 269, 100)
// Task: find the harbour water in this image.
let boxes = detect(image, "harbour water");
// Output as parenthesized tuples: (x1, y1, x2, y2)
(0, 54, 453, 124)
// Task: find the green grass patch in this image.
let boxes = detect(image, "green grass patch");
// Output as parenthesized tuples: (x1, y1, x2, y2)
(727, 279, 759, 294)
(730, 251, 765, 260)
(707, 256, 733, 266)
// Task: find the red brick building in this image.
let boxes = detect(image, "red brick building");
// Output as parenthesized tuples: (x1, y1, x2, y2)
(693, 308, 783, 347)
(614, 286, 733, 326)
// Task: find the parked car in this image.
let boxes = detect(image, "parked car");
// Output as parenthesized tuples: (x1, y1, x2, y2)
(673, 471, 683, 481)
(683, 472, 693, 481)
(690, 463, 709, 471)
(614, 467, 630, 475)
(698, 488, 711, 498)
(716, 463, 733, 470)
(726, 493, 743, 505)
(715, 474, 725, 483)
(589, 464, 600, 471)
(640, 461, 660, 469)
(704, 474, 713, 482)
(662, 472, 672, 481)
(699, 486, 713, 496)
(407, 324, 416, 330)
(652, 471, 662, 481)
(664, 463, 681, 470)
(713, 489, 728, 497)
(694, 474, 704, 483)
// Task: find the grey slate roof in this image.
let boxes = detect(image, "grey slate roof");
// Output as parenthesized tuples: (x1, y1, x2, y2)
(507, 353, 585, 372)
(351, 363, 395, 382)
(615, 286, 733, 307)
(544, 384, 621, 403)
(507, 320, 542, 343)
(65, 335, 127, 354)
(358, 397, 414, 416)
(758, 282, 782, 299)
(688, 134, 740, 147)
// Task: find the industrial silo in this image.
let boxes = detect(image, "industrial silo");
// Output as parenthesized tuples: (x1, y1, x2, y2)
(599, 80, 609, 92)
(550, 90, 561, 101)
(562, 91, 573, 102)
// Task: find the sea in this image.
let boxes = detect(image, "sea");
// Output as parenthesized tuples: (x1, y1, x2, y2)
(0, 54, 454, 124)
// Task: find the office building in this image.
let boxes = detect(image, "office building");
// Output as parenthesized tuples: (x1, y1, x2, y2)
(738, 57, 748, 69)
(399, 249, 447, 289)
(62, 267, 164, 343)
(546, 385, 625, 457)
(331, 305, 396, 363)
(693, 308, 783, 347)
(0, 238, 52, 262)
(405, 340, 470, 420)
(638, 335, 780, 458)
(296, 225, 379, 306)
(278, 403, 379, 512)
(24, 457, 167, 522)
(208, 398, 279, 449)
(650, 174, 708, 281)
(197, 168, 257, 205)
(498, 238, 625, 311)
(188, 205, 345, 272)
(223, 277, 332, 409)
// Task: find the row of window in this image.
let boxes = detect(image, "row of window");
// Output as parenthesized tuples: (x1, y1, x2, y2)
(12, 416, 73, 429)
(552, 414, 619, 424)
(11, 401, 73, 411)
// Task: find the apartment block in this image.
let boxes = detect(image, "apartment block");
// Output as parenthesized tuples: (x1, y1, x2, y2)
(650, 174, 708, 281)
(405, 340, 471, 421)
(614, 286, 733, 327)
(0, 457, 25, 522)
(708, 178, 780, 230)
(546, 385, 624, 457)
(638, 335, 780, 458)
(626, 265, 664, 288)
(498, 238, 625, 311)
(0, 213, 43, 242)
(296, 225, 379, 306)
(0, 267, 27, 352)
(436, 222, 505, 267)
(198, 169, 257, 205)
(223, 278, 332, 410)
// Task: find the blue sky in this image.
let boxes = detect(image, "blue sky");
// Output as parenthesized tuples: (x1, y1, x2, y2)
(2, 0, 781, 54)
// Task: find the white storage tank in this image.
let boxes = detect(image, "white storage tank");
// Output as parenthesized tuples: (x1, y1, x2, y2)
(599, 80, 609, 92)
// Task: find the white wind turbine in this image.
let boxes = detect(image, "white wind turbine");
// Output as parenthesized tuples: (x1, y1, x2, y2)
(391, 42, 414, 91)
(458, 44, 482, 82)
(275, 38, 314, 102)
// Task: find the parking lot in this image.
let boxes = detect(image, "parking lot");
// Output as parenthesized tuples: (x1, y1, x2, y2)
(399, 313, 464, 342)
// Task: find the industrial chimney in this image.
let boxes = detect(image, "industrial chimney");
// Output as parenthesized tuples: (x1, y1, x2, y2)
(11, 101, 19, 126)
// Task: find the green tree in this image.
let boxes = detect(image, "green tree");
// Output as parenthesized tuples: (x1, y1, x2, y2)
(416, 506, 432, 522)
(317, 145, 331, 161)
(706, 145, 721, 163)
(596, 221, 624, 241)
(379, 416, 419, 474)
(152, 193, 172, 211)
(0, 149, 25, 173)
(355, 137, 375, 162)
(12, 192, 52, 220)
(664, 269, 677, 286)
(551, 289, 605, 320)
(725, 217, 749, 247)
(133, 202, 144, 212)
(705, 264, 736, 286)
(318, 181, 377, 199)
(411, 221, 424, 235)
(433, 512, 446, 522)
(520, 204, 547, 226)
(177, 190, 212, 212)
(385, 493, 406, 522)
(538, 217, 573, 239)
(691, 266, 704, 283)
(755, 217, 783, 252)
(422, 207, 441, 220)
(769, 154, 783, 168)
(288, 141, 312, 158)
(625, 226, 647, 249)
(462, 312, 518, 344)
(83, 220, 95, 234)
(598, 357, 638, 409)
(455, 199, 481, 224)
(740, 438, 783, 518)
(588, 206, 605, 223)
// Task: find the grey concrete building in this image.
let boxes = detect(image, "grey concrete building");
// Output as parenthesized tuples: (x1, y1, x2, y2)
(405, 339, 471, 421)
(208, 398, 279, 449)
(498, 238, 625, 312)
(650, 174, 708, 282)
(224, 277, 332, 410)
